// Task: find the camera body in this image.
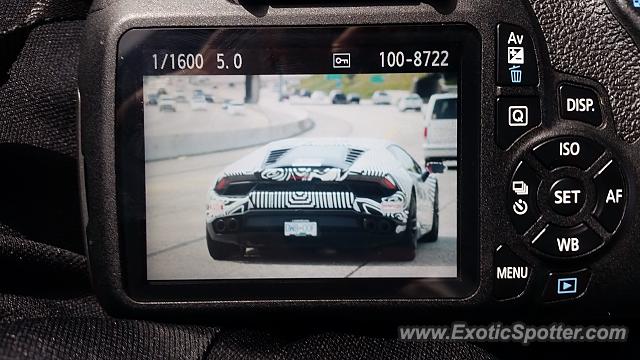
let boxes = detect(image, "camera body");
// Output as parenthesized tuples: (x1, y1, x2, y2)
(79, 0, 640, 320)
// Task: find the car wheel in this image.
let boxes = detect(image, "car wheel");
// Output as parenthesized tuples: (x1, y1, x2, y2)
(384, 193, 417, 261)
(421, 185, 439, 243)
(206, 230, 245, 260)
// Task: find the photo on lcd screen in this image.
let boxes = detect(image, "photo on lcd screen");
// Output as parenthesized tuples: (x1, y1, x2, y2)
(143, 73, 458, 280)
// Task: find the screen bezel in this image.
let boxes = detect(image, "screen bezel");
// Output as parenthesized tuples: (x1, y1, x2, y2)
(115, 25, 481, 301)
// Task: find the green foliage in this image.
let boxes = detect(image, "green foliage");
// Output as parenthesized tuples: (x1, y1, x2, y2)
(299, 73, 426, 99)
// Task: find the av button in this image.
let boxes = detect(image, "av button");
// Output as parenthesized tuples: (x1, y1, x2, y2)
(549, 177, 585, 216)
(543, 269, 591, 302)
(531, 224, 603, 258)
(496, 23, 538, 86)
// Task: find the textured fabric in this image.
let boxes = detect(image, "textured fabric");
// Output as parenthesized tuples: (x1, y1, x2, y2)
(530, 0, 640, 143)
(0, 21, 84, 157)
(0, 1, 497, 357)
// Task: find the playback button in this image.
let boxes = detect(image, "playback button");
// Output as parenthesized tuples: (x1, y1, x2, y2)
(543, 269, 591, 302)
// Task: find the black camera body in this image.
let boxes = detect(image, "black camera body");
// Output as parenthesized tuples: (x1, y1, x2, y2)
(79, 0, 640, 321)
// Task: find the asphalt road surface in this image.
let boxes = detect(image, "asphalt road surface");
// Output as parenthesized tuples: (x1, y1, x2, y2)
(146, 102, 457, 280)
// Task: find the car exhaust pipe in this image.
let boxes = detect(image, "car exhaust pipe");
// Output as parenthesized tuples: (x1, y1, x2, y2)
(213, 219, 226, 233)
(363, 218, 376, 232)
(227, 217, 240, 232)
(377, 220, 391, 233)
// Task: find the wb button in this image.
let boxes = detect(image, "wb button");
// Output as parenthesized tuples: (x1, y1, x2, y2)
(531, 224, 603, 258)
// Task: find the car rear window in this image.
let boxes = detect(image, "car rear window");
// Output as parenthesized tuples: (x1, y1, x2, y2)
(433, 98, 457, 119)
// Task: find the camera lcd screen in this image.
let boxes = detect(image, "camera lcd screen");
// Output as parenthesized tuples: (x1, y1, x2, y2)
(116, 26, 480, 299)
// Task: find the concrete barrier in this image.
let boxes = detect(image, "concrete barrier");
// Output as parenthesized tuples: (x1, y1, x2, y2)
(145, 110, 314, 161)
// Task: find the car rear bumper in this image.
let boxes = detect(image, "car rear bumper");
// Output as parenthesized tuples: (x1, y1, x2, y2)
(207, 210, 406, 249)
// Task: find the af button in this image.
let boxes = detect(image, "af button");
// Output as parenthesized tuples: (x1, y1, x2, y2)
(593, 160, 626, 232)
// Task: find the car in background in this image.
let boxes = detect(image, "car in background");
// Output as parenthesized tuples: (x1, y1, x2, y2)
(347, 93, 361, 104)
(204, 94, 215, 103)
(146, 94, 158, 106)
(191, 95, 207, 111)
(223, 100, 245, 115)
(372, 91, 392, 105)
(299, 89, 311, 97)
(310, 90, 328, 103)
(158, 95, 176, 112)
(331, 92, 348, 104)
(397, 93, 423, 112)
(423, 93, 457, 162)
(205, 138, 444, 261)
(157, 87, 167, 95)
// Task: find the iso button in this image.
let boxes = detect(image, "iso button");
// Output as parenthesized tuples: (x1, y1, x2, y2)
(508, 161, 541, 234)
(593, 159, 626, 232)
(533, 137, 604, 170)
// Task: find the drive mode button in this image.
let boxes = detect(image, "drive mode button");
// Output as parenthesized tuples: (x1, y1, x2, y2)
(548, 177, 586, 216)
(559, 84, 603, 126)
(494, 245, 531, 300)
(508, 161, 541, 234)
(531, 224, 603, 258)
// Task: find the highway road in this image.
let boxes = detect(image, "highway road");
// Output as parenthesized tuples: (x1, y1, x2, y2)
(145, 102, 457, 280)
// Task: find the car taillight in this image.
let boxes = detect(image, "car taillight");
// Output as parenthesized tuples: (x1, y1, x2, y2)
(214, 177, 230, 192)
(380, 177, 397, 190)
(424, 127, 428, 139)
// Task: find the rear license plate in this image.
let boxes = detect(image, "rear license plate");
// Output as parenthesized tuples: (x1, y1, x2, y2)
(284, 220, 318, 237)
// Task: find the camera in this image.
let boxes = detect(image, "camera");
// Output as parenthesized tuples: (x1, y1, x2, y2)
(78, 0, 640, 319)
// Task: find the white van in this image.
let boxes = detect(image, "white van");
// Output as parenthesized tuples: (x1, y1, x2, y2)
(423, 93, 457, 162)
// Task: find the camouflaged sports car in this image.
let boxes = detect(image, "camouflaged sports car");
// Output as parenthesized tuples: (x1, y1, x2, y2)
(205, 138, 443, 261)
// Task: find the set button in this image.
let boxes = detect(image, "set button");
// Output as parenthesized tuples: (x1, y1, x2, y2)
(507, 136, 627, 260)
(548, 177, 585, 216)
